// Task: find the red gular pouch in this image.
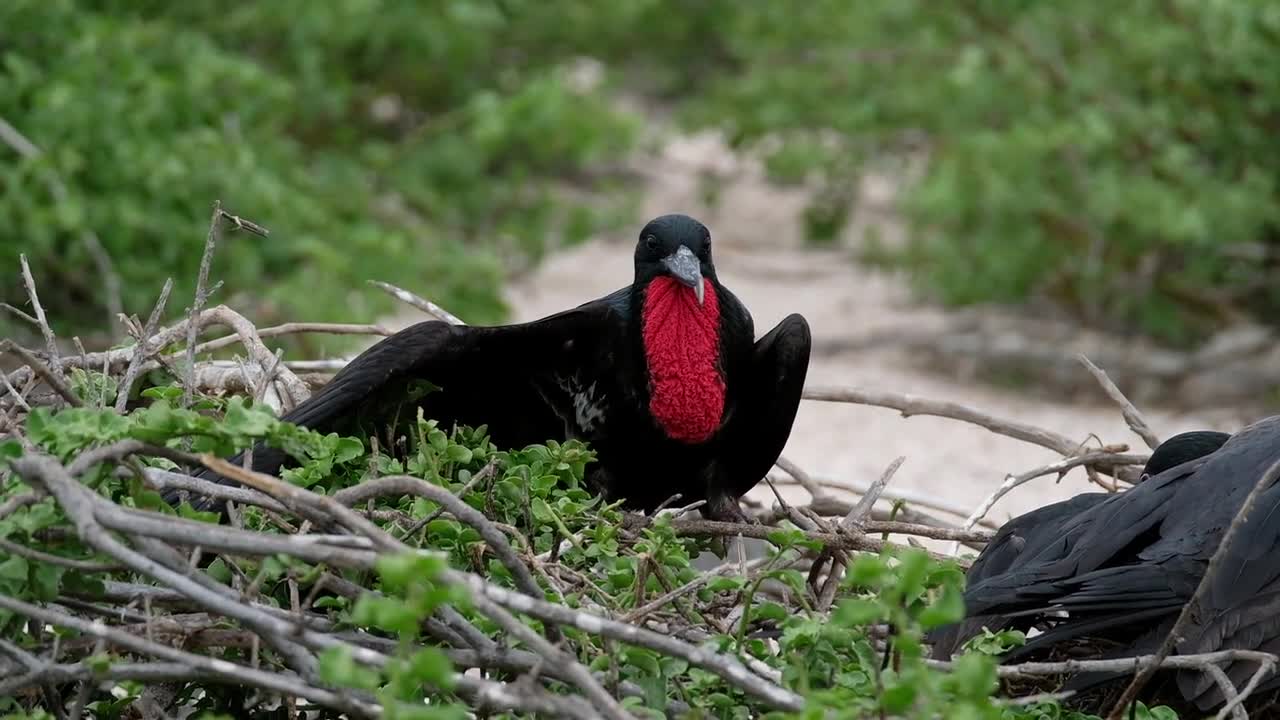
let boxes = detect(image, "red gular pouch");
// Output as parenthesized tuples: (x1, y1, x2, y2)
(640, 275, 726, 444)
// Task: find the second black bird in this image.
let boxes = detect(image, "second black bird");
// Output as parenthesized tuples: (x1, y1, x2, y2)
(169, 214, 812, 522)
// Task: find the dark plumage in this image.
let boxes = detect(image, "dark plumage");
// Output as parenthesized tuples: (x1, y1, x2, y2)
(928, 430, 1231, 660)
(932, 418, 1280, 715)
(167, 214, 811, 522)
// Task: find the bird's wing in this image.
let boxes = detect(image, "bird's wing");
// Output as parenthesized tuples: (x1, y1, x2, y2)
(170, 292, 627, 509)
(704, 312, 810, 519)
(961, 463, 1198, 616)
(927, 493, 1110, 659)
(1174, 485, 1280, 709)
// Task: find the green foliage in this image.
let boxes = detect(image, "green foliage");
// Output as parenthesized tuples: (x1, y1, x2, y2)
(640, 0, 1280, 347)
(0, 0, 642, 343)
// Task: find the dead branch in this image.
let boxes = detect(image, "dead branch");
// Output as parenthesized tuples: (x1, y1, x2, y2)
(19, 254, 63, 380)
(115, 278, 173, 413)
(370, 279, 464, 325)
(0, 340, 82, 407)
(1079, 353, 1162, 451)
(802, 384, 1082, 456)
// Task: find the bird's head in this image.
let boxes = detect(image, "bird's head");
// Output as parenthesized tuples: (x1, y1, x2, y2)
(634, 214, 714, 306)
(1138, 430, 1232, 482)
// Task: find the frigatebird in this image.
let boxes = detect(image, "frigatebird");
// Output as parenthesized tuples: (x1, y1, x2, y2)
(938, 418, 1280, 714)
(167, 214, 812, 522)
(928, 430, 1231, 660)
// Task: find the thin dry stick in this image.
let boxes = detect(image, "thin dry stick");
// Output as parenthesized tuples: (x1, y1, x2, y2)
(0, 340, 82, 407)
(0, 594, 379, 718)
(19, 254, 62, 378)
(803, 384, 1079, 456)
(960, 450, 1149, 534)
(193, 322, 394, 355)
(669, 518, 969, 567)
(115, 278, 174, 413)
(842, 456, 906, 530)
(1, 373, 30, 412)
(331, 474, 557, 641)
(1078, 354, 1162, 451)
(1203, 664, 1247, 720)
(774, 455, 828, 501)
(2, 302, 39, 327)
(774, 473, 1005, 528)
(1216, 659, 1278, 720)
(369, 279, 465, 325)
(183, 201, 224, 408)
(925, 648, 1278, 678)
(817, 456, 907, 611)
(448, 570, 805, 711)
(398, 458, 501, 539)
(1105, 456, 1280, 720)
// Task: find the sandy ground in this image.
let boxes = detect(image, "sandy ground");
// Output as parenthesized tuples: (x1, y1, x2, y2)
(490, 131, 1250, 530)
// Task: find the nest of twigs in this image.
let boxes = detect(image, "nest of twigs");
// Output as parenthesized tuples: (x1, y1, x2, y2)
(5, 204, 1266, 720)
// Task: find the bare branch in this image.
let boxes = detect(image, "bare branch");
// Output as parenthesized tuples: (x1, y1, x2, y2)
(0, 340, 82, 407)
(115, 278, 174, 413)
(803, 384, 1080, 456)
(1078, 353, 1162, 451)
(19, 254, 63, 379)
(0, 594, 379, 718)
(183, 201, 225, 408)
(842, 455, 906, 530)
(774, 455, 828, 501)
(369, 279, 465, 325)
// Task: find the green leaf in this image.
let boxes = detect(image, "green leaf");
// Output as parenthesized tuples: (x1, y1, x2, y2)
(0, 555, 29, 583)
(832, 597, 882, 627)
(0, 440, 21, 464)
(351, 595, 419, 639)
(375, 552, 448, 596)
(755, 601, 788, 622)
(892, 548, 931, 601)
(31, 563, 66, 601)
(205, 558, 232, 584)
(917, 581, 965, 629)
(141, 385, 183, 401)
(317, 645, 380, 691)
(530, 496, 555, 523)
(333, 437, 365, 464)
(445, 444, 473, 463)
(706, 576, 746, 592)
(947, 653, 998, 699)
(847, 554, 888, 588)
(881, 679, 917, 714)
(406, 647, 456, 690)
(623, 647, 661, 677)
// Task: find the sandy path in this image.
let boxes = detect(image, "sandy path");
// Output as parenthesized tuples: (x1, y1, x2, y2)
(495, 132, 1249, 529)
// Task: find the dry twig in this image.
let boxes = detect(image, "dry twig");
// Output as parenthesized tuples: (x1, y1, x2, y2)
(1078, 353, 1162, 451)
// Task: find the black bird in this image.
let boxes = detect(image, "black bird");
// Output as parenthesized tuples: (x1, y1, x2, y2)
(928, 430, 1231, 660)
(947, 418, 1280, 713)
(168, 214, 812, 522)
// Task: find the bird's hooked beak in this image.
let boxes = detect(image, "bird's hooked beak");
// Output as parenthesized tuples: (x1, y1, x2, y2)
(661, 245, 705, 305)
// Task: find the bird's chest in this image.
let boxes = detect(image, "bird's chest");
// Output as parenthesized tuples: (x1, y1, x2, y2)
(638, 282, 729, 445)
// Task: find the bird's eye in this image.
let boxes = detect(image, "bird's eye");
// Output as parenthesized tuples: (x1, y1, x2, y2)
(644, 234, 660, 251)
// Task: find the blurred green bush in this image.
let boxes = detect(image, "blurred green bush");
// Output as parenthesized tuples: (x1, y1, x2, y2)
(0, 0, 643, 345)
(4, 0, 1278, 350)
(647, 0, 1280, 348)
